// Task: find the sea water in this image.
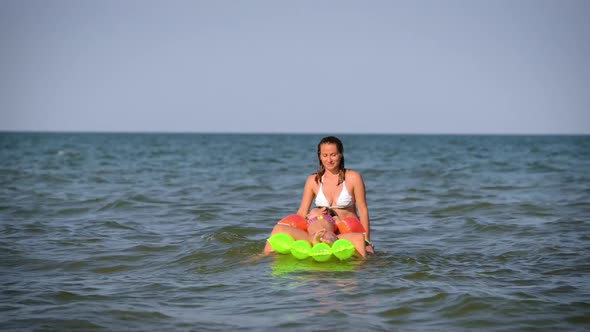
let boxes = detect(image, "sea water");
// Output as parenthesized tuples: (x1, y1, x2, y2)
(1, 133, 589, 331)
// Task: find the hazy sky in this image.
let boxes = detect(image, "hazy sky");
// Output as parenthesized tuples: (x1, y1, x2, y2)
(1, 0, 589, 134)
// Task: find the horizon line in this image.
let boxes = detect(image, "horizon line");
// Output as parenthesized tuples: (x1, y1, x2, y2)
(1, 129, 589, 136)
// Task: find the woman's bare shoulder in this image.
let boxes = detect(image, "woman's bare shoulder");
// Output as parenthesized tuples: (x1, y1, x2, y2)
(345, 169, 363, 181)
(304, 173, 319, 185)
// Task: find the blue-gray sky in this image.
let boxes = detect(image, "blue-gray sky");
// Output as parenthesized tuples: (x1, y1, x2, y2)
(1, 0, 589, 134)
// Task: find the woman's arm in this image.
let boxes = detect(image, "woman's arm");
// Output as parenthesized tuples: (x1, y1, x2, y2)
(351, 171, 370, 241)
(296, 175, 316, 218)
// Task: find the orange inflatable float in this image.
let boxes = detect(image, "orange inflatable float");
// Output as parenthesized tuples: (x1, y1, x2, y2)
(277, 214, 308, 231)
(277, 214, 366, 235)
(335, 217, 366, 234)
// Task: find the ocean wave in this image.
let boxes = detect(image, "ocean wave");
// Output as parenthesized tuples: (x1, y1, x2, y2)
(2, 133, 589, 331)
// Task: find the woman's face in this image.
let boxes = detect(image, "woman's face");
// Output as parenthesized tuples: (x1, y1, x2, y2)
(319, 143, 341, 172)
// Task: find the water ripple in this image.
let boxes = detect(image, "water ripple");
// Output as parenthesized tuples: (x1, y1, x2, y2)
(1, 133, 589, 331)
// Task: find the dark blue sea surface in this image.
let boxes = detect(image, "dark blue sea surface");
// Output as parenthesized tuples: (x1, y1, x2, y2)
(1, 133, 589, 331)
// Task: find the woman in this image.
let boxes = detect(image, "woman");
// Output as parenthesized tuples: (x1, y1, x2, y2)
(264, 136, 374, 257)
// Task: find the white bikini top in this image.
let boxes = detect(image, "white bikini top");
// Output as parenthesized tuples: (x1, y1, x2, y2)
(315, 179, 354, 209)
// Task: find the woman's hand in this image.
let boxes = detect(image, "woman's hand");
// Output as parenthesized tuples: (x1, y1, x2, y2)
(320, 231, 338, 245)
(312, 229, 326, 245)
(366, 243, 375, 254)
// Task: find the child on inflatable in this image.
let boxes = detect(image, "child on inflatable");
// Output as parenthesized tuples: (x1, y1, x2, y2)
(264, 208, 370, 258)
